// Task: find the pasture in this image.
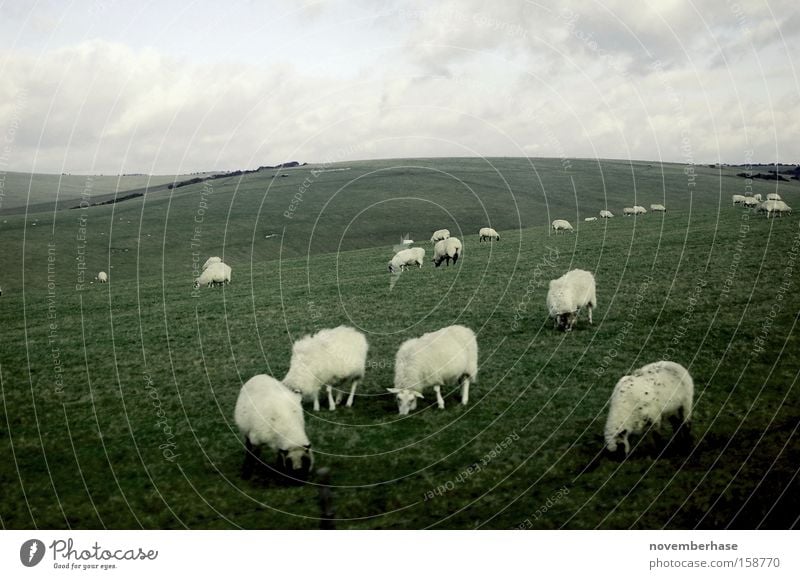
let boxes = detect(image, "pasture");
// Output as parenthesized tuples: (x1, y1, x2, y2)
(0, 157, 798, 529)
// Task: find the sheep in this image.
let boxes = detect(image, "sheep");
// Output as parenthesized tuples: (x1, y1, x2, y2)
(388, 325, 477, 415)
(551, 219, 573, 233)
(759, 199, 793, 217)
(430, 229, 450, 243)
(283, 325, 368, 412)
(202, 256, 222, 270)
(546, 269, 596, 331)
(767, 193, 782, 201)
(604, 361, 693, 456)
(432, 237, 462, 267)
(234, 374, 313, 480)
(479, 227, 500, 242)
(599, 210, 614, 218)
(388, 247, 425, 273)
(732, 194, 746, 205)
(623, 207, 635, 216)
(193, 261, 231, 288)
(743, 196, 759, 207)
(97, 271, 108, 283)
(633, 205, 647, 214)
(650, 204, 666, 212)
(584, 217, 598, 222)
(753, 194, 762, 202)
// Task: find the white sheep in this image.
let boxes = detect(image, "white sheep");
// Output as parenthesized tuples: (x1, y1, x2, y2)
(767, 193, 782, 201)
(546, 269, 596, 331)
(283, 326, 368, 411)
(479, 227, 500, 242)
(633, 205, 647, 214)
(234, 374, 313, 480)
(389, 247, 425, 273)
(584, 217, 598, 222)
(599, 210, 614, 219)
(743, 196, 758, 207)
(623, 207, 635, 216)
(753, 194, 762, 202)
(759, 199, 793, 217)
(430, 229, 450, 243)
(388, 325, 478, 415)
(604, 361, 694, 456)
(97, 271, 108, 283)
(432, 237, 462, 267)
(650, 204, 666, 212)
(731, 194, 746, 205)
(551, 219, 573, 233)
(202, 256, 222, 270)
(193, 261, 231, 287)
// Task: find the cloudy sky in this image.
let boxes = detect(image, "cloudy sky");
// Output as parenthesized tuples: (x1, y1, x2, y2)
(0, 0, 797, 174)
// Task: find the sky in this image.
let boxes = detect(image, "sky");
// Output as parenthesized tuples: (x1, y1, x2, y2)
(0, 0, 797, 174)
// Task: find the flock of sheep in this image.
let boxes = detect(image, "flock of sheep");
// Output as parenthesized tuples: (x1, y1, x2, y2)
(554, 203, 667, 232)
(229, 225, 695, 483)
(732, 192, 793, 217)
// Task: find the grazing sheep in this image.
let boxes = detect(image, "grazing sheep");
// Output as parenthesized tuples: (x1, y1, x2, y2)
(759, 199, 793, 217)
(552, 219, 573, 233)
(432, 237, 462, 267)
(743, 196, 759, 207)
(234, 375, 313, 480)
(753, 194, 762, 202)
(193, 261, 231, 288)
(584, 217, 598, 222)
(546, 269, 596, 331)
(97, 271, 108, 283)
(389, 247, 425, 273)
(732, 194, 746, 205)
(479, 227, 500, 242)
(604, 361, 693, 456)
(633, 205, 647, 215)
(767, 193, 782, 201)
(430, 229, 450, 243)
(202, 256, 222, 270)
(650, 204, 666, 212)
(623, 207, 635, 216)
(283, 326, 368, 411)
(599, 210, 614, 218)
(388, 325, 478, 415)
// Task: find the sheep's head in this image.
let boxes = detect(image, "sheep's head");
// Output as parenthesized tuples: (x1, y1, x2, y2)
(193, 279, 201, 289)
(279, 445, 313, 481)
(555, 312, 577, 331)
(388, 261, 398, 273)
(387, 388, 424, 415)
(605, 429, 630, 458)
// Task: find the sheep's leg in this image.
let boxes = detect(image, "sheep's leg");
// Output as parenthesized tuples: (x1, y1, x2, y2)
(588, 304, 593, 325)
(313, 393, 320, 412)
(335, 390, 344, 405)
(327, 384, 336, 411)
(433, 385, 445, 409)
(346, 379, 359, 407)
(452, 252, 459, 265)
(241, 437, 260, 480)
(460, 376, 470, 406)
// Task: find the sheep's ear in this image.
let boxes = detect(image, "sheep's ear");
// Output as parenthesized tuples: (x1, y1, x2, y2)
(386, 388, 399, 394)
(414, 392, 424, 399)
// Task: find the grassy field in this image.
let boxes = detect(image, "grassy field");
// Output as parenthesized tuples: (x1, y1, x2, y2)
(1, 157, 798, 529)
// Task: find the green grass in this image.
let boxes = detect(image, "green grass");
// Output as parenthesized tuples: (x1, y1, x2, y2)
(0, 157, 798, 529)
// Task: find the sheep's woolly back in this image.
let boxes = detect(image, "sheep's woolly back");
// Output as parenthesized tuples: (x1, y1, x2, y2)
(234, 375, 310, 450)
(390, 247, 425, 270)
(202, 256, 222, 270)
(546, 269, 596, 317)
(283, 326, 368, 396)
(394, 325, 478, 393)
(431, 229, 450, 242)
(604, 361, 694, 452)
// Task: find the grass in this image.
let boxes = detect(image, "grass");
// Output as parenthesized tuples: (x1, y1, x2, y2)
(0, 157, 798, 529)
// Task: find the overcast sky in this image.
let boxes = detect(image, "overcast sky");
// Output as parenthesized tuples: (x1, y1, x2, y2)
(0, 0, 797, 174)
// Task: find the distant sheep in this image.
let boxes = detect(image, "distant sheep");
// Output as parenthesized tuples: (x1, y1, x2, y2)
(743, 196, 758, 207)
(546, 269, 596, 331)
(552, 219, 573, 233)
(633, 205, 647, 214)
(584, 217, 598, 222)
(97, 271, 108, 283)
(389, 247, 425, 273)
(759, 199, 793, 217)
(732, 195, 746, 205)
(202, 256, 222, 270)
(432, 237, 462, 267)
(479, 227, 500, 242)
(283, 326, 368, 411)
(623, 207, 635, 216)
(234, 375, 313, 480)
(194, 261, 231, 288)
(599, 210, 614, 218)
(604, 361, 693, 456)
(650, 204, 666, 212)
(430, 229, 450, 243)
(767, 193, 782, 201)
(389, 325, 478, 415)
